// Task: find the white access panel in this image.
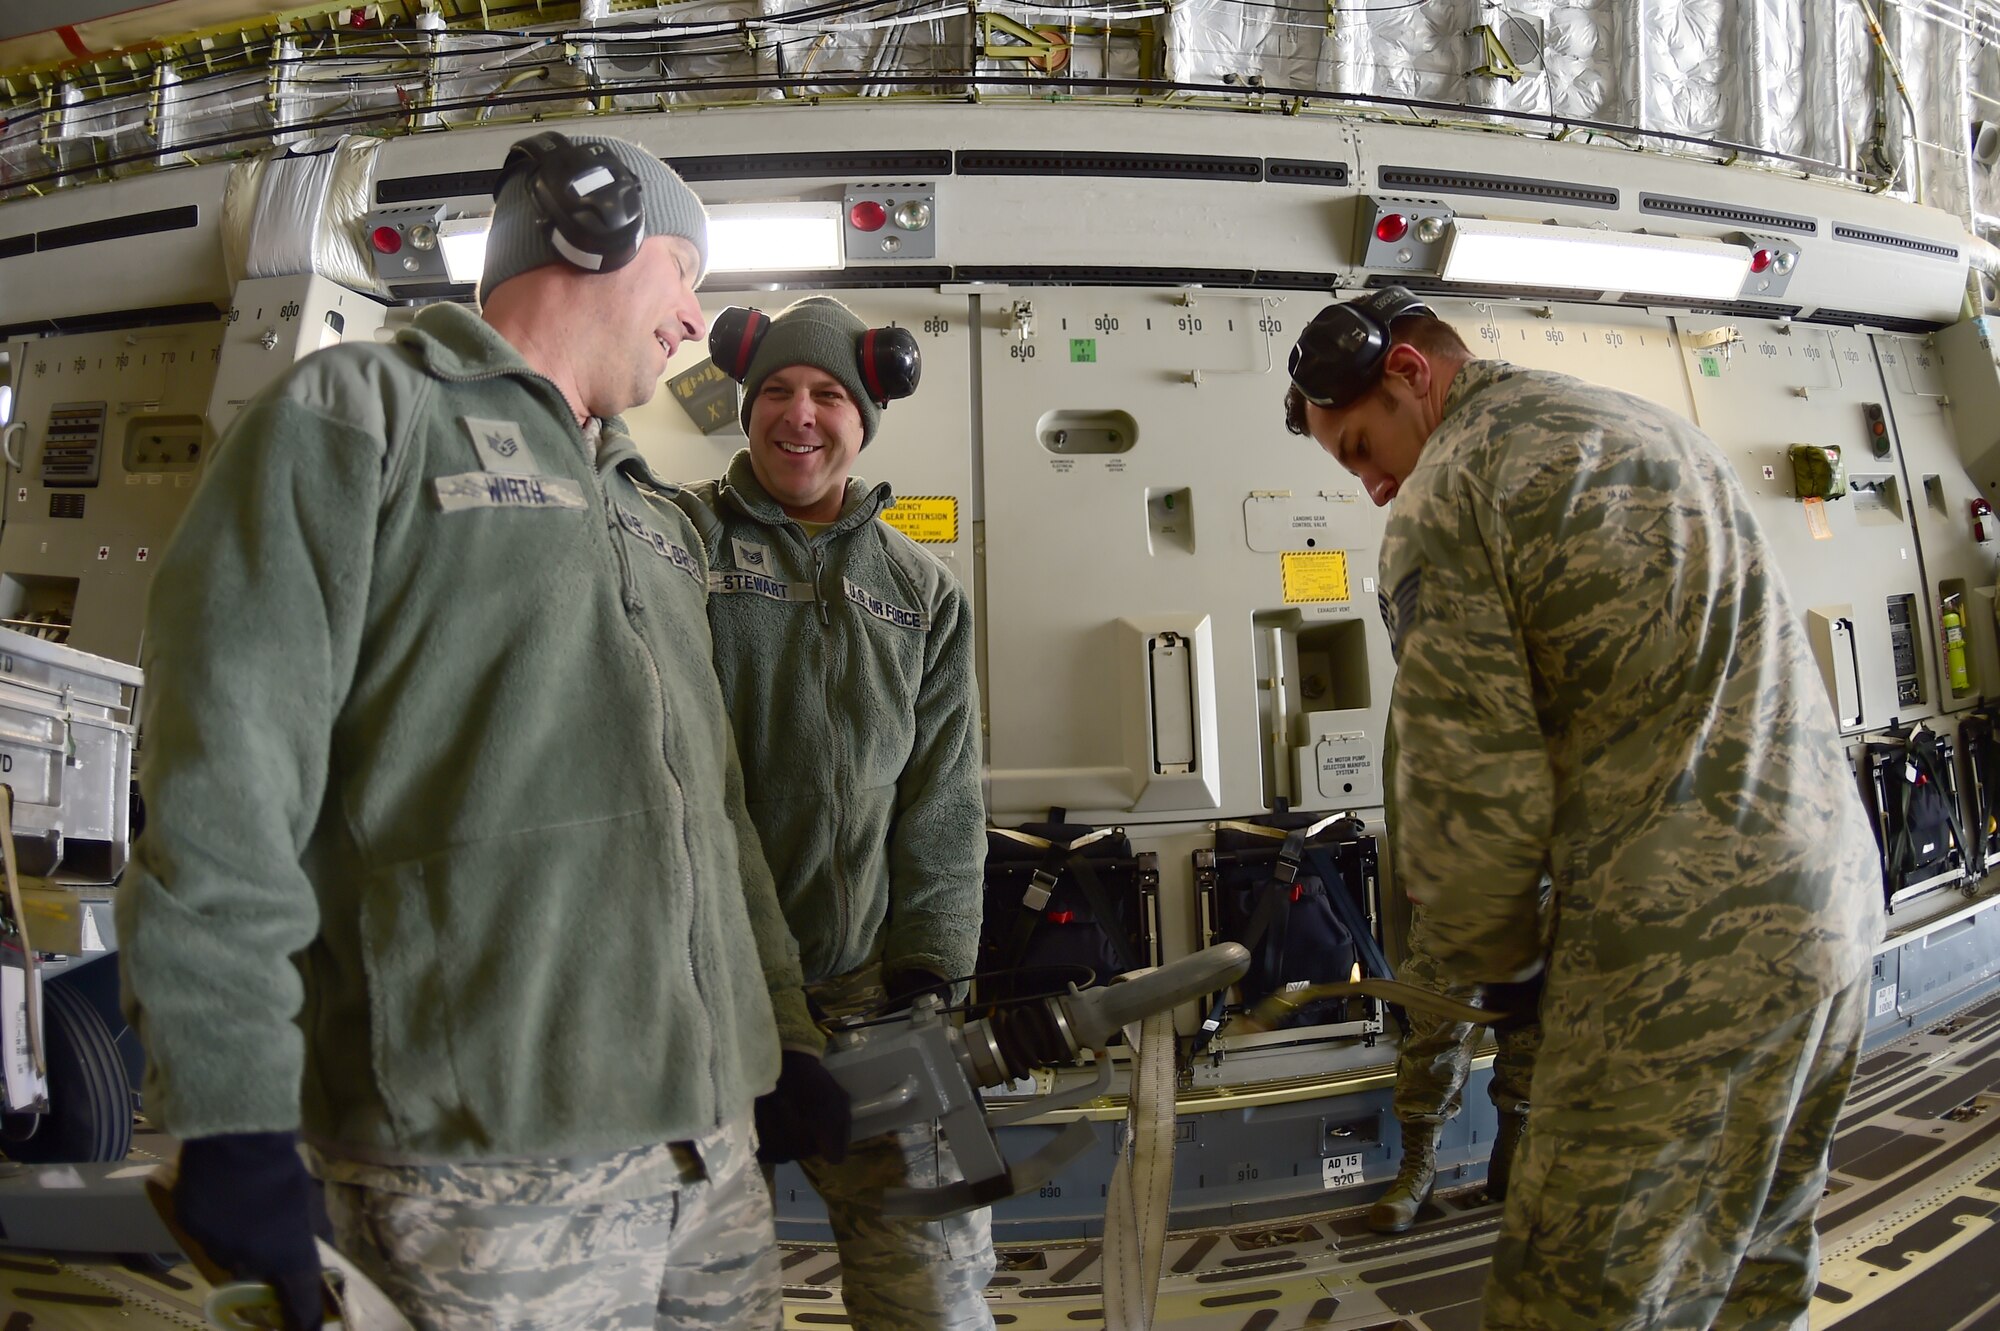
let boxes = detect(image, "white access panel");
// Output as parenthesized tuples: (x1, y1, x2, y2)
(1676, 316, 1934, 733)
(633, 292, 977, 578)
(977, 285, 1397, 823)
(206, 274, 389, 437)
(0, 322, 224, 665)
(1873, 331, 2000, 715)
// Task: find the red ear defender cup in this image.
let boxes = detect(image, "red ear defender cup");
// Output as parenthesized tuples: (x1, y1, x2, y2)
(709, 306, 771, 382)
(859, 326, 922, 406)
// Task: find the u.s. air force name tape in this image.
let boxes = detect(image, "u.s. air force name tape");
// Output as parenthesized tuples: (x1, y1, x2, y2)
(843, 577, 928, 631)
(709, 570, 815, 601)
(433, 471, 585, 512)
(614, 506, 703, 585)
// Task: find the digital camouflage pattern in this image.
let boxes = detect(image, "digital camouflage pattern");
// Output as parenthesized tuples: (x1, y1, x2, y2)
(1390, 906, 1538, 1125)
(311, 1118, 778, 1330)
(1378, 359, 1883, 1109)
(1482, 977, 1867, 1330)
(1381, 735, 1539, 1126)
(784, 964, 997, 1330)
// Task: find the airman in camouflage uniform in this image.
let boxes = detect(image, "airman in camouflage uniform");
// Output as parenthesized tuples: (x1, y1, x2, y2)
(1368, 902, 1542, 1232)
(1370, 735, 1544, 1233)
(1288, 294, 1883, 1329)
(121, 138, 812, 1331)
(674, 297, 993, 1331)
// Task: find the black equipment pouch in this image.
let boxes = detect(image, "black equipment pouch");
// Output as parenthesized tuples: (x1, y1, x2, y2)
(1194, 808, 1390, 1051)
(979, 810, 1155, 1011)
(1865, 725, 1968, 911)
(1958, 709, 2000, 877)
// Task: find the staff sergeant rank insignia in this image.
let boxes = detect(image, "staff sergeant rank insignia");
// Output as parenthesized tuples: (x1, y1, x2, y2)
(1378, 566, 1422, 663)
(462, 416, 540, 475)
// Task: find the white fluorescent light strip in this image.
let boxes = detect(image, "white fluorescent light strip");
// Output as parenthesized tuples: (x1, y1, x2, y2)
(431, 203, 845, 285)
(1440, 217, 1753, 302)
(706, 203, 845, 274)
(439, 216, 491, 284)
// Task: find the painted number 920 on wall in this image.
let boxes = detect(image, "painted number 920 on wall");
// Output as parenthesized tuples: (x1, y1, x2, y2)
(1322, 1152, 1365, 1190)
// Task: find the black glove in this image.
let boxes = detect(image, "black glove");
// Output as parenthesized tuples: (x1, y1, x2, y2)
(1481, 972, 1547, 1033)
(754, 1050, 852, 1166)
(173, 1132, 324, 1331)
(882, 967, 950, 1012)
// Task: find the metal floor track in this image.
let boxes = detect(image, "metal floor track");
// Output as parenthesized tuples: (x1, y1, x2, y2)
(14, 992, 2000, 1329)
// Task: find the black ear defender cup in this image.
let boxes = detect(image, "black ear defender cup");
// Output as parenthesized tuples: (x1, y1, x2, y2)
(709, 307, 922, 406)
(709, 306, 774, 382)
(858, 327, 921, 406)
(1287, 286, 1435, 409)
(496, 131, 646, 274)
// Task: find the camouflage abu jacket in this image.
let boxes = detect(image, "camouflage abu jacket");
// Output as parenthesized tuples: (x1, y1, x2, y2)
(1377, 359, 1884, 1106)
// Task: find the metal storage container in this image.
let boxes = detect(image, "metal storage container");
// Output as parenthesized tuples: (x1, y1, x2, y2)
(0, 629, 139, 885)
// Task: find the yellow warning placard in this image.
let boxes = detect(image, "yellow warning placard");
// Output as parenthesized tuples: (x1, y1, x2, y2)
(1282, 550, 1350, 604)
(882, 495, 959, 544)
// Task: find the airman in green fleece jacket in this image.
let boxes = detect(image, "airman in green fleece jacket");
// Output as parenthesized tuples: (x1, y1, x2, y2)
(675, 296, 993, 1331)
(118, 134, 817, 1331)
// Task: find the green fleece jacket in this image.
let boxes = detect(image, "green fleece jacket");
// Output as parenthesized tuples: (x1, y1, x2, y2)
(674, 454, 984, 985)
(117, 304, 817, 1164)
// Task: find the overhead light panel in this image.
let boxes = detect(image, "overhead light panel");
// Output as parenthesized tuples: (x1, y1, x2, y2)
(1439, 218, 1753, 302)
(707, 202, 845, 273)
(439, 216, 491, 284)
(411, 203, 848, 285)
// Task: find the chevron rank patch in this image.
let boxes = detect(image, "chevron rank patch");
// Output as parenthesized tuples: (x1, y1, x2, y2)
(462, 417, 540, 475)
(1379, 566, 1423, 661)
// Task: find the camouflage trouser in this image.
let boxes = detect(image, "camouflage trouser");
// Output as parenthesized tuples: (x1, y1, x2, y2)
(1481, 976, 1868, 1331)
(309, 1116, 779, 1330)
(1390, 923, 1540, 1125)
(786, 964, 997, 1331)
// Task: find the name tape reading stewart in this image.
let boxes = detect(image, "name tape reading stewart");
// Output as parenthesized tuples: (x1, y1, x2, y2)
(709, 570, 816, 602)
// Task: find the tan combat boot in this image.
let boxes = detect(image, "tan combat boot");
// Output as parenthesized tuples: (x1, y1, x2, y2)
(1485, 1111, 1528, 1202)
(1366, 1121, 1441, 1234)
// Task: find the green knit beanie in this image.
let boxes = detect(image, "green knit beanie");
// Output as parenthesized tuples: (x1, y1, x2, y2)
(738, 297, 882, 447)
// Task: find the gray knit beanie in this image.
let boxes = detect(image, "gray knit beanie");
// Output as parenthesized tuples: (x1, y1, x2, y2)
(479, 134, 708, 304)
(738, 297, 883, 447)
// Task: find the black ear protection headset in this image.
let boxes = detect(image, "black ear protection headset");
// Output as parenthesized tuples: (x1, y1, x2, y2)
(1287, 286, 1434, 409)
(494, 131, 647, 274)
(708, 306, 923, 407)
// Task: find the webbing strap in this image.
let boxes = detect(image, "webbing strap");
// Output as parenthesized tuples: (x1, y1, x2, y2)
(1102, 1007, 1174, 1331)
(1303, 846, 1394, 982)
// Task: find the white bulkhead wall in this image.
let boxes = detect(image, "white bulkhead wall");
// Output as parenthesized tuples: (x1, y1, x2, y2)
(1, 101, 1994, 992)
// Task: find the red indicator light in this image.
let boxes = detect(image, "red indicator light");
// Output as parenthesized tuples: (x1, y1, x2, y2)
(849, 201, 887, 232)
(370, 225, 403, 255)
(1374, 213, 1409, 243)
(1749, 248, 1773, 273)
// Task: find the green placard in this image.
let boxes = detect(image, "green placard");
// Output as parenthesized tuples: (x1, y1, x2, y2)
(1698, 355, 1721, 378)
(668, 358, 742, 435)
(1070, 338, 1097, 363)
